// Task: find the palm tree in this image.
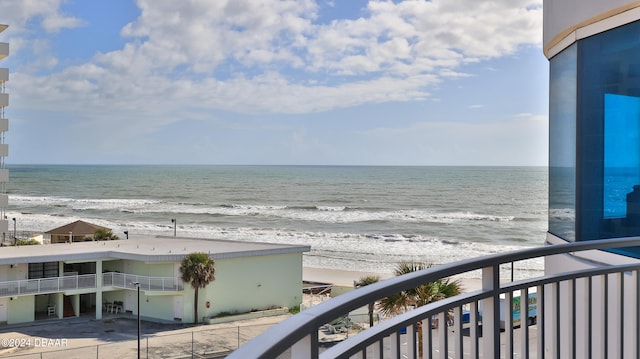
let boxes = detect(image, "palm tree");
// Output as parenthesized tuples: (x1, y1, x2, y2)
(354, 275, 380, 327)
(93, 228, 119, 241)
(379, 261, 462, 357)
(179, 252, 216, 324)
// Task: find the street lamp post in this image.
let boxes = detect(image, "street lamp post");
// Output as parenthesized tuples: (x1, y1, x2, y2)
(171, 218, 176, 237)
(12, 218, 15, 244)
(124, 231, 129, 240)
(133, 281, 140, 359)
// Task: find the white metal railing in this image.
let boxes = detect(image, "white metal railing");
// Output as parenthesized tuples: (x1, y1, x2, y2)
(230, 237, 640, 358)
(102, 272, 183, 291)
(0, 274, 96, 297)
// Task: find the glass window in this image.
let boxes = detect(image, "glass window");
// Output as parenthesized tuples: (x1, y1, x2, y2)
(604, 93, 640, 219)
(28, 262, 59, 279)
(573, 19, 640, 256)
(549, 44, 577, 241)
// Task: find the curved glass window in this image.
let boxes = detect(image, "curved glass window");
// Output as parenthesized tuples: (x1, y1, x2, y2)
(549, 44, 576, 241)
(549, 19, 640, 256)
(578, 19, 640, 247)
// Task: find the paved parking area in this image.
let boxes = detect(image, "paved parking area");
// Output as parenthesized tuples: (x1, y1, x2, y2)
(0, 314, 289, 358)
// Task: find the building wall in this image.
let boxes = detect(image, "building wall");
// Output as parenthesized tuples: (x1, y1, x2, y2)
(181, 252, 303, 323)
(8, 263, 27, 281)
(136, 293, 176, 321)
(125, 260, 175, 277)
(7, 296, 34, 324)
(544, 0, 639, 48)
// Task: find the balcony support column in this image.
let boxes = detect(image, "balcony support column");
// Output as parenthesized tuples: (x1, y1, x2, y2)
(481, 265, 500, 359)
(54, 292, 62, 319)
(96, 260, 103, 320)
(71, 294, 79, 317)
(291, 331, 318, 359)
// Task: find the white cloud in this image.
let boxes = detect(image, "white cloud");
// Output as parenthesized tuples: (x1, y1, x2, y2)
(7, 0, 542, 115)
(0, 0, 84, 33)
(4, 0, 544, 163)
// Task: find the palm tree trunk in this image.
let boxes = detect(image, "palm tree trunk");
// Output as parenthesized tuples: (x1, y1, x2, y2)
(194, 287, 199, 324)
(417, 321, 423, 358)
(368, 303, 375, 327)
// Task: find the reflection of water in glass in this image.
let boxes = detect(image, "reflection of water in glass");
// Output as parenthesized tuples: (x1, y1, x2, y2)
(604, 93, 640, 219)
(604, 167, 640, 219)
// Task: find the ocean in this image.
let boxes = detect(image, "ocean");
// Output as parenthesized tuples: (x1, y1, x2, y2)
(6, 165, 548, 279)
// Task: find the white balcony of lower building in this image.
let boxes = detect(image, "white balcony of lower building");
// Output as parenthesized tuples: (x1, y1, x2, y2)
(0, 193, 7, 207)
(0, 118, 8, 132)
(102, 272, 184, 293)
(0, 143, 8, 157)
(0, 219, 7, 234)
(0, 272, 184, 298)
(0, 274, 97, 298)
(0, 43, 7, 60)
(0, 68, 7, 83)
(0, 93, 7, 107)
(0, 169, 9, 183)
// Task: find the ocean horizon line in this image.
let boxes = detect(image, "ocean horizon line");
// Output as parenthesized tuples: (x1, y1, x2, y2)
(5, 163, 548, 168)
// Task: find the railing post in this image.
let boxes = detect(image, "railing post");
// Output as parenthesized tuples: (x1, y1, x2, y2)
(470, 301, 479, 359)
(405, 323, 415, 359)
(504, 291, 513, 358)
(481, 264, 500, 359)
(453, 306, 463, 359)
(389, 331, 399, 359)
(437, 312, 447, 359)
(424, 317, 432, 359)
(520, 287, 529, 358)
(291, 332, 319, 359)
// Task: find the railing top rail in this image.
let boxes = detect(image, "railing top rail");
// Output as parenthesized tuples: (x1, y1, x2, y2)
(102, 272, 179, 280)
(229, 236, 640, 359)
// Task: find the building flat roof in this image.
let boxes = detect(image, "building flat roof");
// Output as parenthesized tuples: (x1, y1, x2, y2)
(0, 235, 310, 265)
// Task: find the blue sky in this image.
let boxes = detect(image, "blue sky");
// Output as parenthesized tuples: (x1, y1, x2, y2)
(0, 0, 547, 165)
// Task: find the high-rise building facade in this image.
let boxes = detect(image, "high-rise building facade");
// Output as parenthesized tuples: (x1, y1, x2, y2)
(0, 25, 8, 238)
(545, 2, 640, 356)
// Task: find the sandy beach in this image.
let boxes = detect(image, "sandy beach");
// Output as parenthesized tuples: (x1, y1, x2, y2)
(303, 266, 392, 286)
(303, 266, 482, 292)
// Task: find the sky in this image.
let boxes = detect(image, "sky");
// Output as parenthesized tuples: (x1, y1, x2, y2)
(0, 0, 548, 166)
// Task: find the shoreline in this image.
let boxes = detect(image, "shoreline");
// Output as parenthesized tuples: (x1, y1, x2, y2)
(303, 267, 392, 287)
(303, 266, 482, 292)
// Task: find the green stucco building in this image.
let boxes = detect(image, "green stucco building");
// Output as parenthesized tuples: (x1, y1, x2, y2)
(0, 235, 309, 325)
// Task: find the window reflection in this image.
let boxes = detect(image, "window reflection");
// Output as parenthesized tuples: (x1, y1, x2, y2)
(549, 19, 640, 256)
(549, 44, 576, 241)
